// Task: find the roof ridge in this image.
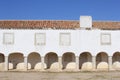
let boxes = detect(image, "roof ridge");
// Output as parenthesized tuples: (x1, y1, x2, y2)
(93, 20, 120, 22)
(0, 20, 79, 21)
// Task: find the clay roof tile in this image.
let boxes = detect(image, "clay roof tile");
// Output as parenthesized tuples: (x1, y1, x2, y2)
(0, 20, 120, 29)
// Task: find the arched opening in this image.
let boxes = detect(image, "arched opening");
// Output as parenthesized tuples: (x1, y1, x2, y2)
(8, 53, 24, 70)
(28, 52, 41, 70)
(96, 52, 108, 70)
(0, 53, 5, 71)
(45, 52, 58, 69)
(79, 52, 92, 70)
(112, 52, 120, 70)
(62, 52, 76, 69)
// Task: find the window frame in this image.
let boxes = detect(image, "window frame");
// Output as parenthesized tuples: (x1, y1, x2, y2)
(100, 33, 111, 45)
(3, 33, 14, 45)
(59, 33, 71, 46)
(34, 33, 46, 46)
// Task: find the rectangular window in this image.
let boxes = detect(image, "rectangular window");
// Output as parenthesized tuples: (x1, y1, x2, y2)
(35, 33, 46, 45)
(60, 33, 71, 46)
(3, 33, 14, 44)
(101, 33, 111, 45)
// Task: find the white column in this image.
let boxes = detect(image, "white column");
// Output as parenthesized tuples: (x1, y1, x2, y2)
(58, 56, 62, 70)
(108, 56, 112, 70)
(5, 56, 8, 71)
(76, 56, 79, 70)
(24, 56, 27, 71)
(92, 56, 96, 70)
(41, 56, 45, 70)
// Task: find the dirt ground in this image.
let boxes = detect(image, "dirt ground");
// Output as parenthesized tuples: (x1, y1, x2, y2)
(0, 71, 120, 80)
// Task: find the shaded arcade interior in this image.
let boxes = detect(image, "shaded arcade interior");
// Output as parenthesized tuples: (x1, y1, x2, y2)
(0, 52, 120, 71)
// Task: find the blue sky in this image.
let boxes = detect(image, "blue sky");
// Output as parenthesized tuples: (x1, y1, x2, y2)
(0, 0, 120, 20)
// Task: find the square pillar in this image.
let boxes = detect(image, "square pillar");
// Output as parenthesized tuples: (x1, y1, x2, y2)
(76, 56, 79, 70)
(108, 56, 112, 71)
(41, 56, 45, 70)
(5, 56, 8, 71)
(24, 56, 27, 71)
(58, 56, 62, 70)
(92, 56, 96, 70)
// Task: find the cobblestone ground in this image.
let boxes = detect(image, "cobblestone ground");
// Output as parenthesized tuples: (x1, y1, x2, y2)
(0, 71, 120, 80)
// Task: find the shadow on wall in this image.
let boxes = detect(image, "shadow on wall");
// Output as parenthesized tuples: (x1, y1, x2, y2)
(112, 52, 120, 70)
(79, 52, 92, 70)
(8, 53, 24, 70)
(28, 52, 41, 70)
(0, 53, 4, 71)
(45, 52, 59, 69)
(96, 52, 108, 70)
(62, 52, 76, 70)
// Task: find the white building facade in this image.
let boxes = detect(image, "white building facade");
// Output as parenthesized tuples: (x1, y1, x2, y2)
(0, 16, 120, 71)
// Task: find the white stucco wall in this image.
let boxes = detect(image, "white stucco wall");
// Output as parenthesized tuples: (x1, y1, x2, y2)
(0, 29, 119, 57)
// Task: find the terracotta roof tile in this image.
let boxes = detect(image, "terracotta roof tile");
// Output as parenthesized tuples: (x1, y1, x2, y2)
(93, 21, 120, 30)
(0, 20, 79, 29)
(0, 20, 120, 29)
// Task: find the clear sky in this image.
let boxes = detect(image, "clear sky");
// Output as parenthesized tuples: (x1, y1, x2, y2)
(0, 0, 120, 20)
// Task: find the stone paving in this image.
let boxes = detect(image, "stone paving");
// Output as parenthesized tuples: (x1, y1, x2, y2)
(0, 71, 120, 80)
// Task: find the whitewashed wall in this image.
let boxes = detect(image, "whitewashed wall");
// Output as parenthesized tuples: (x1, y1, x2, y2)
(0, 29, 120, 57)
